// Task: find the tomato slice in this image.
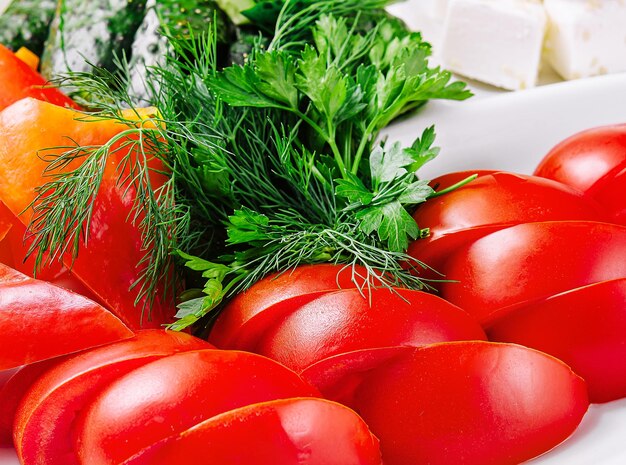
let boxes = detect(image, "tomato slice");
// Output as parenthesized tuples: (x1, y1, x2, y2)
(534, 124, 626, 193)
(352, 341, 588, 465)
(13, 330, 211, 465)
(121, 398, 382, 465)
(0, 45, 77, 111)
(488, 278, 626, 403)
(75, 349, 319, 465)
(254, 287, 486, 372)
(589, 167, 626, 225)
(0, 263, 133, 371)
(209, 264, 368, 349)
(409, 172, 604, 275)
(301, 347, 414, 408)
(0, 361, 60, 446)
(438, 221, 626, 323)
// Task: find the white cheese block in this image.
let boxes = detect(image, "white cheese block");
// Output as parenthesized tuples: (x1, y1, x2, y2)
(544, 0, 626, 80)
(441, 0, 547, 90)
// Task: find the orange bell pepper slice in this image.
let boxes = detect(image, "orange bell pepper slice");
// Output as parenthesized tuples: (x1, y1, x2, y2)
(0, 98, 175, 329)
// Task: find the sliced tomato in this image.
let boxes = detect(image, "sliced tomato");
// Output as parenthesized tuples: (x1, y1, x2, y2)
(352, 342, 588, 465)
(209, 264, 369, 349)
(590, 166, 626, 225)
(301, 347, 414, 408)
(534, 124, 626, 193)
(254, 287, 486, 372)
(0, 98, 174, 329)
(0, 45, 77, 111)
(0, 263, 133, 371)
(409, 172, 604, 275)
(0, 361, 60, 446)
(75, 349, 319, 465)
(488, 278, 626, 403)
(438, 221, 626, 324)
(121, 398, 382, 465)
(13, 330, 211, 465)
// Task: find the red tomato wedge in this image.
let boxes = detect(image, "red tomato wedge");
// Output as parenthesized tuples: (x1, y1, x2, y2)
(409, 172, 604, 274)
(121, 398, 382, 465)
(13, 330, 211, 465)
(488, 278, 626, 403)
(254, 287, 486, 372)
(0, 361, 60, 446)
(438, 221, 626, 324)
(75, 349, 319, 465)
(0, 98, 174, 329)
(352, 342, 588, 465)
(534, 124, 626, 193)
(301, 347, 414, 408)
(0, 45, 77, 111)
(0, 263, 132, 370)
(209, 264, 370, 349)
(589, 166, 626, 225)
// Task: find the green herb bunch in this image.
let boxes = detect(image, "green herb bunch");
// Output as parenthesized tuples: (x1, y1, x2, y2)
(28, 0, 471, 330)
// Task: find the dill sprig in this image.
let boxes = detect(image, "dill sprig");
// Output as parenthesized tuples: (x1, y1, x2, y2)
(27, 0, 471, 330)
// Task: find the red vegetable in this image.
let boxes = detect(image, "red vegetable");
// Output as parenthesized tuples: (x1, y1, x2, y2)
(0, 263, 133, 371)
(488, 278, 626, 403)
(0, 45, 77, 111)
(0, 98, 174, 329)
(349, 342, 588, 465)
(253, 287, 486, 372)
(438, 221, 626, 324)
(75, 349, 320, 465)
(409, 171, 604, 275)
(535, 124, 626, 192)
(209, 264, 369, 349)
(14, 330, 211, 465)
(0, 361, 60, 446)
(121, 398, 382, 465)
(535, 124, 626, 225)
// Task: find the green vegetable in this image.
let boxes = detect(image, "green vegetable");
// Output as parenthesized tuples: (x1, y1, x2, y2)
(128, 0, 232, 103)
(28, 0, 471, 330)
(40, 0, 148, 79)
(0, 0, 57, 57)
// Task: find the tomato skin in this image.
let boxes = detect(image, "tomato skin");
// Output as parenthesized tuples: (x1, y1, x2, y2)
(438, 221, 626, 324)
(75, 349, 320, 465)
(409, 172, 604, 274)
(209, 264, 367, 349)
(0, 361, 60, 446)
(121, 398, 382, 465)
(255, 288, 486, 372)
(589, 167, 626, 225)
(13, 330, 211, 465)
(488, 278, 626, 403)
(0, 263, 133, 371)
(0, 45, 77, 111)
(352, 342, 588, 465)
(534, 124, 626, 193)
(0, 98, 174, 329)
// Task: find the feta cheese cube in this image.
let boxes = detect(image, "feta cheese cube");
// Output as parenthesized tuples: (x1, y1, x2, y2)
(441, 0, 547, 90)
(544, 0, 626, 80)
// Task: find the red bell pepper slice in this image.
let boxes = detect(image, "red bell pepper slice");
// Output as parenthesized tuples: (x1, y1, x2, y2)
(0, 44, 77, 111)
(0, 263, 133, 371)
(0, 98, 175, 329)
